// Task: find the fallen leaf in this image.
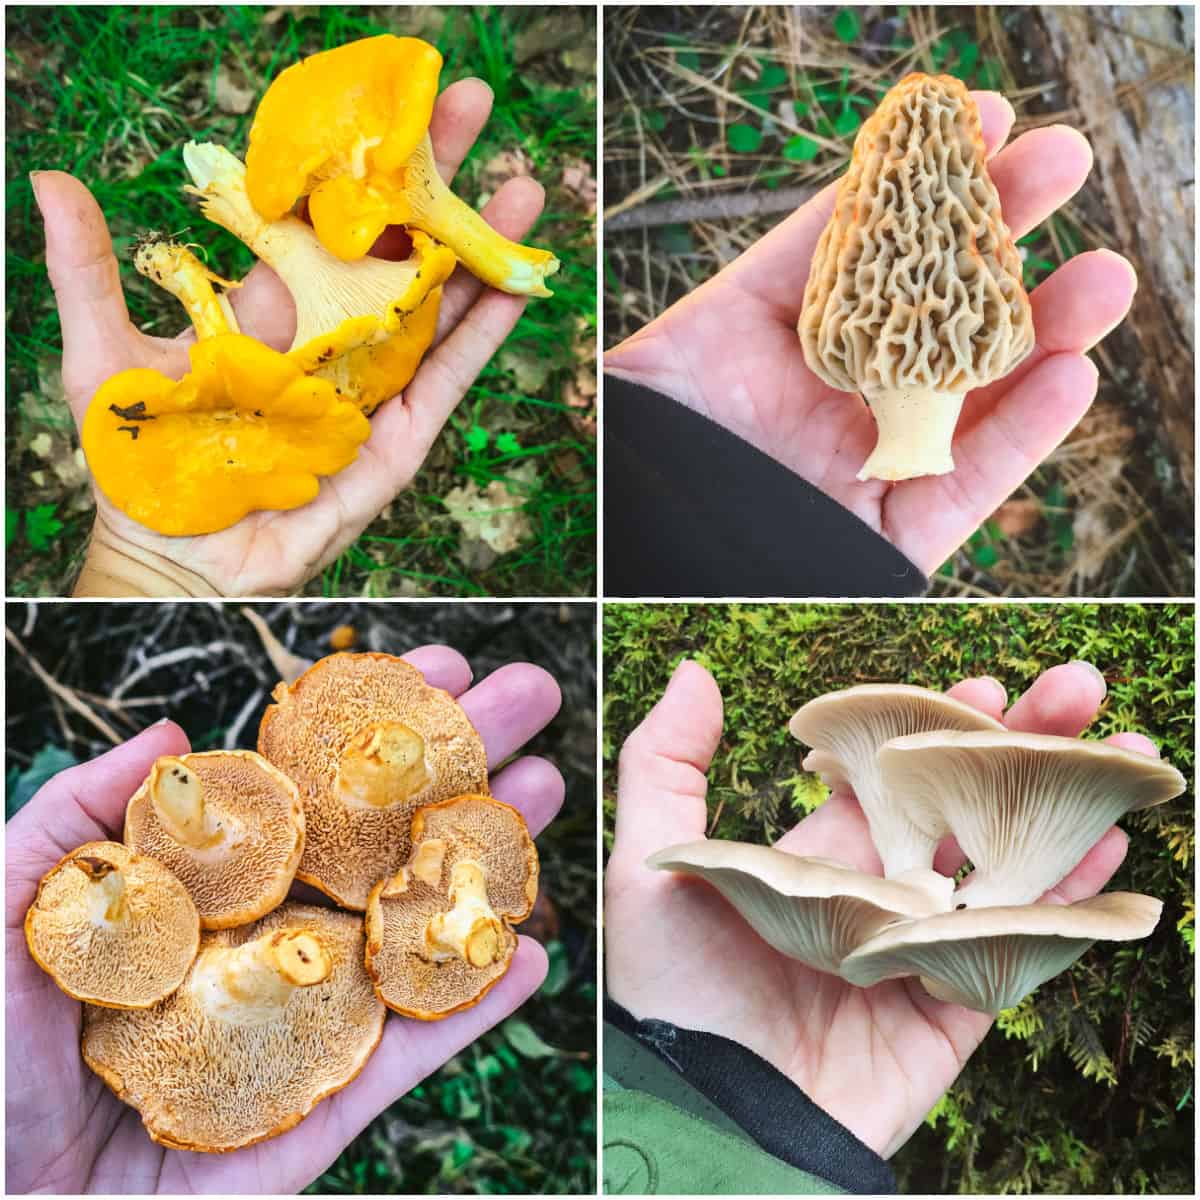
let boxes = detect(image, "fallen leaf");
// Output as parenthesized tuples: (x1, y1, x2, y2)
(443, 478, 533, 558)
(499, 345, 555, 395)
(215, 64, 256, 114)
(991, 499, 1042, 538)
(559, 158, 597, 215)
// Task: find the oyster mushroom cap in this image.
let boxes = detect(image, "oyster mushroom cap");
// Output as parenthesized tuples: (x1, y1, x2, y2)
(799, 73, 1034, 482)
(365, 794, 538, 1018)
(124, 751, 306, 929)
(24, 841, 199, 1009)
(81, 902, 385, 1152)
(647, 839, 953, 976)
(257, 652, 489, 910)
(877, 730, 1185, 908)
(788, 684, 1006, 877)
(840, 892, 1162, 1015)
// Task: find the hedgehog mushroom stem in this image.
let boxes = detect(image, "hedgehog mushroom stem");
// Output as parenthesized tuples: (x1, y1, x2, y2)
(337, 723, 432, 809)
(425, 861, 504, 967)
(192, 929, 331, 1024)
(74, 856, 129, 924)
(858, 388, 964, 481)
(150, 756, 222, 849)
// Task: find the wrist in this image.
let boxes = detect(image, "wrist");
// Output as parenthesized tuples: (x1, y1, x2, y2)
(73, 518, 221, 598)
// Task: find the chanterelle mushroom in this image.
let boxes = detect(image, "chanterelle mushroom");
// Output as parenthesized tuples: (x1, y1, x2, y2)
(183, 141, 457, 416)
(81, 240, 370, 536)
(82, 902, 385, 1152)
(840, 892, 1162, 1015)
(257, 652, 490, 910)
(647, 840, 952, 976)
(788, 684, 1005, 879)
(124, 751, 305, 929)
(243, 34, 560, 296)
(799, 73, 1035, 481)
(24, 841, 199, 1009)
(877, 731, 1185, 908)
(366, 794, 538, 1018)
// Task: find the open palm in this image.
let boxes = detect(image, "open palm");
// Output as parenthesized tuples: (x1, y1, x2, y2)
(6, 645, 564, 1193)
(36, 79, 546, 597)
(606, 659, 1160, 1159)
(605, 92, 1136, 574)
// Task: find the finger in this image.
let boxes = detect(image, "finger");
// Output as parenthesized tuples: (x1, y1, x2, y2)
(458, 663, 563, 767)
(945, 676, 1008, 722)
(611, 660, 723, 861)
(401, 644, 473, 696)
(489, 755, 566, 837)
(225, 262, 297, 352)
(1042, 826, 1129, 905)
(337, 936, 546, 1116)
(886, 353, 1099, 573)
(960, 250, 1137, 430)
(429, 78, 494, 183)
(434, 174, 547, 339)
(988, 125, 1093, 239)
(774, 791, 881, 873)
(1104, 731, 1160, 758)
(711, 91, 1015, 317)
(1003, 661, 1108, 736)
(6, 722, 192, 910)
(32, 171, 138, 407)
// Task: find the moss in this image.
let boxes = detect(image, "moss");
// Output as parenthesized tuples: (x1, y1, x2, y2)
(603, 602, 1194, 1193)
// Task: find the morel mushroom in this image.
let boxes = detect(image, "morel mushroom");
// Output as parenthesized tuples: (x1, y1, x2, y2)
(257, 652, 490, 910)
(799, 73, 1035, 481)
(365, 794, 538, 1019)
(24, 841, 199, 1009)
(124, 751, 306, 929)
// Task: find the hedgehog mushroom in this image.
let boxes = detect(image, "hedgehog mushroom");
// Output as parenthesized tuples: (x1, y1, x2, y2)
(24, 841, 199, 1009)
(877, 731, 1185, 908)
(257, 652, 490, 910)
(81, 903, 385, 1151)
(82, 240, 370, 535)
(646, 840, 952, 976)
(840, 892, 1163, 1015)
(788, 684, 1005, 879)
(242, 34, 560, 296)
(183, 141, 457, 416)
(366, 794, 538, 1018)
(124, 752, 305, 929)
(799, 73, 1035, 481)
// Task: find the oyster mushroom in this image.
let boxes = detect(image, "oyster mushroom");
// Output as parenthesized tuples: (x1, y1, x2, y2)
(124, 751, 305, 929)
(257, 652, 490, 910)
(840, 892, 1163, 1015)
(646, 840, 952, 976)
(24, 841, 199, 1009)
(365, 794, 538, 1018)
(799, 73, 1035, 481)
(183, 140, 457, 416)
(788, 684, 1005, 879)
(81, 902, 385, 1151)
(243, 34, 560, 296)
(877, 730, 1185, 908)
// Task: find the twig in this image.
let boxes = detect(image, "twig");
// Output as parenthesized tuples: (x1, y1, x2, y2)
(112, 642, 245, 700)
(6, 626, 122, 746)
(223, 686, 266, 750)
(607, 184, 817, 232)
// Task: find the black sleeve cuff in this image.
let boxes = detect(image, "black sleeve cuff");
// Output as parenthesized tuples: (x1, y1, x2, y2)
(605, 996, 897, 1195)
(603, 375, 928, 598)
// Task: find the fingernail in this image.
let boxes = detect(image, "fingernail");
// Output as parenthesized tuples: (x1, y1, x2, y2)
(29, 170, 45, 208)
(149, 716, 171, 728)
(1070, 660, 1108, 697)
(981, 676, 1007, 704)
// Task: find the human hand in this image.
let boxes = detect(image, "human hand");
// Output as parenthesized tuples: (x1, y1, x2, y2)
(605, 659, 1159, 1159)
(34, 79, 545, 598)
(6, 645, 564, 1193)
(604, 94, 1136, 575)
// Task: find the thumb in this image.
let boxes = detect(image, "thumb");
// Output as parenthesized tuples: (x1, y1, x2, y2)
(32, 170, 138, 407)
(612, 659, 724, 863)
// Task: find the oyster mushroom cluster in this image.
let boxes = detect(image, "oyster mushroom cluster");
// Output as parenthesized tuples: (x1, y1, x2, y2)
(83, 34, 559, 536)
(649, 683, 1183, 1016)
(24, 651, 538, 1151)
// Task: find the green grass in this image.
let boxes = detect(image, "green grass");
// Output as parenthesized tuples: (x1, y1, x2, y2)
(603, 602, 1194, 1192)
(6, 5, 596, 597)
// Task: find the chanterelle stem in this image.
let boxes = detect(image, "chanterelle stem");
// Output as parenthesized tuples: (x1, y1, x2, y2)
(149, 757, 222, 850)
(74, 856, 128, 924)
(133, 240, 240, 340)
(192, 929, 332, 1024)
(425, 861, 504, 968)
(337, 723, 432, 810)
(858, 388, 965, 482)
